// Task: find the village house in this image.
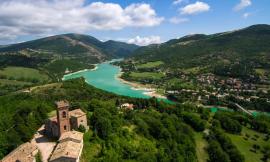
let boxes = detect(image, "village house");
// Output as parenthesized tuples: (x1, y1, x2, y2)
(120, 103, 134, 111)
(45, 100, 88, 138)
(1, 142, 38, 162)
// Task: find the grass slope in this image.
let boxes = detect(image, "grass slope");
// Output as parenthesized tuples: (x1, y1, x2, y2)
(226, 127, 267, 162)
(130, 72, 165, 79)
(0, 66, 49, 82)
(137, 61, 164, 69)
(194, 132, 209, 162)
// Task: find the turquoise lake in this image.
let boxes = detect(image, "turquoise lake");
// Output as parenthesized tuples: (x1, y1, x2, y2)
(62, 60, 150, 99)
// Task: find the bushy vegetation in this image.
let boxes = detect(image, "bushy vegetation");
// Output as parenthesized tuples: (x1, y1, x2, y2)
(0, 95, 52, 158)
(84, 99, 198, 161)
(214, 111, 242, 134)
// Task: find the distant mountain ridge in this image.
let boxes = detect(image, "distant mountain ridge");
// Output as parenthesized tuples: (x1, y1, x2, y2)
(130, 24, 270, 71)
(0, 33, 139, 62)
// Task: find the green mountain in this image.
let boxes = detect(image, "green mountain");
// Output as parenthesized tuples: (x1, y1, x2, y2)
(130, 24, 270, 75)
(0, 33, 139, 61)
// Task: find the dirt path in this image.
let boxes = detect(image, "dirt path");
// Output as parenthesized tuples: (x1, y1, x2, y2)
(31, 125, 56, 162)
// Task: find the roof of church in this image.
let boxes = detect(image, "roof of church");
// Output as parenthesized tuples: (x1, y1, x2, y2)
(69, 109, 86, 118)
(59, 130, 84, 142)
(49, 131, 83, 161)
(1, 142, 37, 162)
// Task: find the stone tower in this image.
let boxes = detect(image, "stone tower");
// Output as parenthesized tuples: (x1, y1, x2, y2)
(56, 100, 70, 137)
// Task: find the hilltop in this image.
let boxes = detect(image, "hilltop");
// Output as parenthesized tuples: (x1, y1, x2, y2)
(0, 33, 139, 61)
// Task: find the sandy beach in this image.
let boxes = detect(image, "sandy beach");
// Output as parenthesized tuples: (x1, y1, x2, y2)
(62, 65, 98, 80)
(117, 72, 167, 99)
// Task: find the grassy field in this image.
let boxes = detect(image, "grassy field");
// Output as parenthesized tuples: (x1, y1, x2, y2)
(226, 127, 268, 162)
(194, 132, 209, 162)
(47, 110, 56, 118)
(183, 66, 209, 74)
(0, 66, 49, 82)
(130, 72, 165, 79)
(255, 68, 268, 76)
(0, 79, 32, 86)
(137, 61, 164, 69)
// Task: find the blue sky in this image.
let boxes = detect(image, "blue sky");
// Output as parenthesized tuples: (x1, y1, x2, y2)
(0, 0, 269, 45)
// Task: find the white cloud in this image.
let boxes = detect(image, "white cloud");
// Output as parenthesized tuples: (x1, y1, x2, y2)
(234, 0, 252, 11)
(180, 1, 210, 15)
(173, 0, 188, 5)
(128, 36, 162, 46)
(169, 17, 189, 24)
(242, 12, 251, 19)
(0, 0, 164, 41)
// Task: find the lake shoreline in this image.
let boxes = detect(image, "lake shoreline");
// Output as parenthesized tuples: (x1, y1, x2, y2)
(62, 60, 167, 99)
(62, 65, 98, 81)
(116, 71, 167, 99)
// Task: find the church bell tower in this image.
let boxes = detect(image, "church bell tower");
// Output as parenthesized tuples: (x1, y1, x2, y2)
(56, 100, 70, 137)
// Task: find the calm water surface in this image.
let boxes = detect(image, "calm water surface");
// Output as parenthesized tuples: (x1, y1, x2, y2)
(62, 60, 150, 98)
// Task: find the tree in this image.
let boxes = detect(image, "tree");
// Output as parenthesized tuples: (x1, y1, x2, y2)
(207, 140, 231, 162)
(94, 117, 112, 139)
(78, 124, 86, 133)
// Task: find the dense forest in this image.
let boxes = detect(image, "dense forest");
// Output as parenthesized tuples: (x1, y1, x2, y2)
(1, 78, 270, 161)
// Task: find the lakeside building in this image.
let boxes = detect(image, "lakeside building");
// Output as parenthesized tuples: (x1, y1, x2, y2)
(1, 142, 38, 162)
(120, 103, 134, 111)
(45, 100, 88, 138)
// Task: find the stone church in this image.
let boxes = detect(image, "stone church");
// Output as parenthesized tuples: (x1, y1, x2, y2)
(45, 100, 88, 138)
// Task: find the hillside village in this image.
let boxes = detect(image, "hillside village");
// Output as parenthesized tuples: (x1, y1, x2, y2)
(117, 60, 270, 114)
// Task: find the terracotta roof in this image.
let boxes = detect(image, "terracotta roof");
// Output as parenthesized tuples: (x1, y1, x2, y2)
(59, 131, 83, 143)
(49, 140, 82, 161)
(69, 109, 86, 118)
(49, 131, 83, 161)
(55, 100, 69, 109)
(1, 142, 38, 162)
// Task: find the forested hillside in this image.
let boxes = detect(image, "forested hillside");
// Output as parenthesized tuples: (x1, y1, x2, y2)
(1, 78, 269, 162)
(131, 24, 270, 75)
(0, 33, 138, 60)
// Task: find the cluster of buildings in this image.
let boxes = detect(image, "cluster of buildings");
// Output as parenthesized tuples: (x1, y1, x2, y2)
(165, 72, 269, 105)
(1, 100, 88, 162)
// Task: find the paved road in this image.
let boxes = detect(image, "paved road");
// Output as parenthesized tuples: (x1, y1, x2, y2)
(31, 125, 56, 162)
(235, 103, 253, 116)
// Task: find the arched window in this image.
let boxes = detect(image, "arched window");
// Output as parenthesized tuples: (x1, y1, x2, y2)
(62, 111, 67, 118)
(64, 125, 67, 130)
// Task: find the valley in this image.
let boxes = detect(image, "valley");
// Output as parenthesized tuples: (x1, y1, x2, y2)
(0, 25, 270, 162)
